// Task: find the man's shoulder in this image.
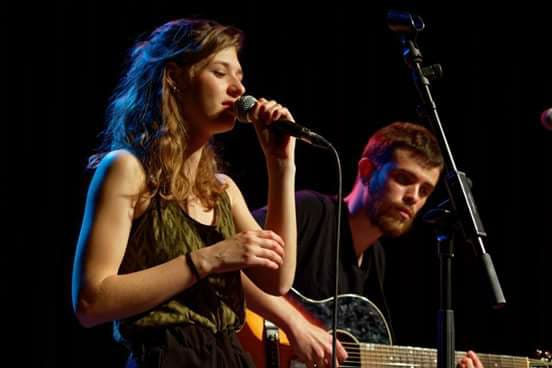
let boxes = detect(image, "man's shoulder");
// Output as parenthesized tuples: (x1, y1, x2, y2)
(296, 189, 335, 209)
(252, 190, 336, 226)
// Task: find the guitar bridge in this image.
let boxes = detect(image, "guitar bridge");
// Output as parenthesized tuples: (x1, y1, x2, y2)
(264, 319, 281, 368)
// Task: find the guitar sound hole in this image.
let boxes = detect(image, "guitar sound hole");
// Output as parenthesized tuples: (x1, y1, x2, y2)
(335, 330, 357, 344)
(334, 330, 362, 367)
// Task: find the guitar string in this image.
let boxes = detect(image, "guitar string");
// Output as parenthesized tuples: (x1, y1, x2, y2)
(271, 334, 546, 367)
(271, 333, 547, 368)
(329, 343, 529, 368)
(278, 339, 539, 368)
(338, 346, 435, 368)
(335, 356, 522, 368)
(277, 342, 541, 368)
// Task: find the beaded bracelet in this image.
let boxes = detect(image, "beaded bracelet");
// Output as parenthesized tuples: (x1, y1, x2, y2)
(185, 252, 202, 281)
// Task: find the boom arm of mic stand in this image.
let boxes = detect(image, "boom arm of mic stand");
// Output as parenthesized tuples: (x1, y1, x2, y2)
(399, 34, 506, 309)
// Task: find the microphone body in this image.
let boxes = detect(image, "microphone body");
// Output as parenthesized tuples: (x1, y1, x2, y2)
(233, 95, 328, 147)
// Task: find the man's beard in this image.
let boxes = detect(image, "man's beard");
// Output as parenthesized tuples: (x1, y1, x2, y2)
(367, 197, 414, 237)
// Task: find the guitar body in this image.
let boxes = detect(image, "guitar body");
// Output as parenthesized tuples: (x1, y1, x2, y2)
(238, 288, 392, 368)
(287, 288, 392, 345)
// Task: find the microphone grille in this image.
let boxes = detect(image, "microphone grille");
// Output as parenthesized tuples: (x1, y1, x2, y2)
(234, 95, 257, 122)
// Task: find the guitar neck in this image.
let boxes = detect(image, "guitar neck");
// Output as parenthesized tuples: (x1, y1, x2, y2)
(353, 344, 543, 368)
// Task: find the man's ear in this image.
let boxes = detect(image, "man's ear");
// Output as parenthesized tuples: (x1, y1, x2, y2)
(358, 157, 375, 185)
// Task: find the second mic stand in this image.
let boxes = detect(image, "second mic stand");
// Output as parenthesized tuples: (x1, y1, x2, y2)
(424, 206, 458, 368)
(388, 10, 507, 368)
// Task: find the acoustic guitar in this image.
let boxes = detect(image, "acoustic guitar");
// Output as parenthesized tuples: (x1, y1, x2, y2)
(238, 288, 551, 368)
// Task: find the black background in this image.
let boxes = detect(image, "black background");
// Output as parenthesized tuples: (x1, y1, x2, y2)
(8, 0, 551, 367)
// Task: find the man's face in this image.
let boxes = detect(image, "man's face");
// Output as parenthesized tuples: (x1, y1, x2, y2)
(365, 148, 441, 237)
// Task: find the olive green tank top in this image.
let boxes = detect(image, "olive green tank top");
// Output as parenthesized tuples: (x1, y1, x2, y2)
(114, 191, 245, 342)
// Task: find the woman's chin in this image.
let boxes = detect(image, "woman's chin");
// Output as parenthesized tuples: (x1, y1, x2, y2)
(212, 117, 237, 134)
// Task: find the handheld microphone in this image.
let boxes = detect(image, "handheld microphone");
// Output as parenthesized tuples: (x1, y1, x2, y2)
(233, 95, 329, 148)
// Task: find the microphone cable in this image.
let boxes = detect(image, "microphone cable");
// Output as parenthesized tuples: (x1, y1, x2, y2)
(322, 139, 343, 368)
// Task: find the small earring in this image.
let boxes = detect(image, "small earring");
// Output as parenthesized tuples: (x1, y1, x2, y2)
(168, 82, 179, 94)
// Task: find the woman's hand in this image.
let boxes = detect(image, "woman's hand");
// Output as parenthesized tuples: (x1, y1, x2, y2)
(191, 230, 285, 277)
(249, 98, 296, 162)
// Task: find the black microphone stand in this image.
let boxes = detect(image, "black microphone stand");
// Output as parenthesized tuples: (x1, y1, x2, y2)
(387, 10, 506, 368)
(423, 203, 459, 368)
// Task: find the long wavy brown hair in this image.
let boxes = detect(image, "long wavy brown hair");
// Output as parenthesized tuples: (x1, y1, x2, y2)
(90, 19, 244, 209)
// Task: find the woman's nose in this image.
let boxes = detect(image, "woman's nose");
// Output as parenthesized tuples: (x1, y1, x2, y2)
(228, 77, 245, 97)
